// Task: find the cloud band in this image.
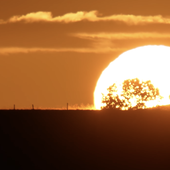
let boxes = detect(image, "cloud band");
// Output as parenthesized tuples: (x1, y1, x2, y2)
(0, 47, 126, 55)
(73, 32, 170, 40)
(1, 11, 170, 25)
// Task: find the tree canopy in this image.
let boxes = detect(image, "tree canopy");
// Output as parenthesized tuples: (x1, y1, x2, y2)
(101, 78, 162, 110)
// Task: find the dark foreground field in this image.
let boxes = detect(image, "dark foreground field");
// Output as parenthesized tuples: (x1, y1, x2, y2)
(1, 109, 170, 170)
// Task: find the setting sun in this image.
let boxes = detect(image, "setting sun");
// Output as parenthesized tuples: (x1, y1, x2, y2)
(94, 45, 170, 110)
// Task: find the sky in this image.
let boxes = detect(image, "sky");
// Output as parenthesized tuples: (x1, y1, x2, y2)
(0, 0, 170, 109)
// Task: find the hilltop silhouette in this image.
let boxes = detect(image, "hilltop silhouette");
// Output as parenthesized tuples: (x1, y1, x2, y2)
(1, 108, 170, 170)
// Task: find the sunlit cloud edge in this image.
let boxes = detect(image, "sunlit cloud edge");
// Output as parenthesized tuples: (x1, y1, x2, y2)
(1, 11, 170, 25)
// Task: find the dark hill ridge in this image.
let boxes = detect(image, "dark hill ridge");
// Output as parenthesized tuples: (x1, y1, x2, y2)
(1, 109, 170, 170)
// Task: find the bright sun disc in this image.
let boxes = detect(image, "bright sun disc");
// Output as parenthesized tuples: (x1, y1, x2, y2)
(94, 45, 170, 110)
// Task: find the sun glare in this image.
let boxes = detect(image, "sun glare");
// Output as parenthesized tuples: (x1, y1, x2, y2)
(94, 45, 170, 110)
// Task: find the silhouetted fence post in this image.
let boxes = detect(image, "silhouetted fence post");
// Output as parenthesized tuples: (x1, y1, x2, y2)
(32, 104, 34, 110)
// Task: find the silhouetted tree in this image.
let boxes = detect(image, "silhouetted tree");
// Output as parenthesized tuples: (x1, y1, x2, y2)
(101, 83, 127, 110)
(102, 78, 162, 110)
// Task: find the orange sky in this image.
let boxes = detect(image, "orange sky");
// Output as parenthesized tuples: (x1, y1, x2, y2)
(0, 0, 170, 109)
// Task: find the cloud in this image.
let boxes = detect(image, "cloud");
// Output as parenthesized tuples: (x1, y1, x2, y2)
(1, 11, 170, 25)
(0, 47, 126, 55)
(0, 11, 98, 24)
(102, 14, 170, 25)
(73, 32, 170, 40)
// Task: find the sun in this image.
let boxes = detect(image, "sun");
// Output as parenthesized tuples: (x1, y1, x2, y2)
(94, 45, 170, 110)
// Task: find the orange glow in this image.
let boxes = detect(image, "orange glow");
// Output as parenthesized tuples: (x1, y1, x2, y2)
(94, 45, 170, 110)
